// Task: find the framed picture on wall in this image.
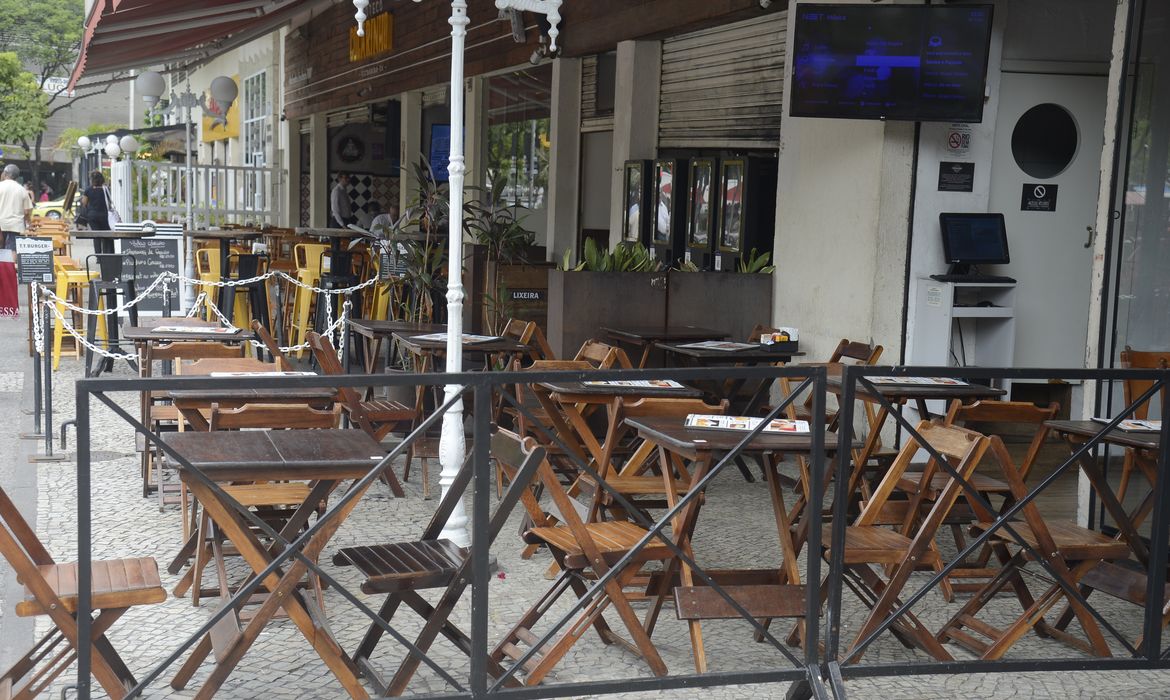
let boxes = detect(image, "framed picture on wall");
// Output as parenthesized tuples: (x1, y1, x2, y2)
(653, 159, 675, 246)
(622, 160, 648, 242)
(719, 159, 746, 253)
(687, 158, 716, 250)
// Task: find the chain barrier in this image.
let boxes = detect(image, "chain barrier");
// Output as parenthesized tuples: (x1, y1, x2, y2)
(35, 269, 377, 361)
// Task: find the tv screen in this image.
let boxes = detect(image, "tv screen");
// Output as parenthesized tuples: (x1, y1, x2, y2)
(940, 213, 1009, 265)
(790, 4, 994, 122)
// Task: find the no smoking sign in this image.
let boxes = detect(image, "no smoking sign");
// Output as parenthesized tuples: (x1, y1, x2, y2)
(945, 124, 972, 156)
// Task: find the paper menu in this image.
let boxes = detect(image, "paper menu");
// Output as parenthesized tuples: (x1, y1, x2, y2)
(684, 414, 811, 434)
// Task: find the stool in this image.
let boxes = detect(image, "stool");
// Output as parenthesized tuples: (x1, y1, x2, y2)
(84, 254, 139, 377)
(219, 253, 270, 329)
(287, 243, 328, 358)
(52, 258, 106, 370)
(313, 251, 364, 366)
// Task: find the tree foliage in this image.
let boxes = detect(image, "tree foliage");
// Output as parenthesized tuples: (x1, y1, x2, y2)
(0, 52, 47, 146)
(0, 0, 85, 96)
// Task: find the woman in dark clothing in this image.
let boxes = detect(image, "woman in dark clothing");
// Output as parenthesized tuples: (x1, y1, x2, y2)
(79, 170, 111, 230)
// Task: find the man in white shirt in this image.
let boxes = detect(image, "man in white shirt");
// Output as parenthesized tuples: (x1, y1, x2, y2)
(330, 172, 353, 228)
(368, 201, 400, 233)
(0, 165, 32, 250)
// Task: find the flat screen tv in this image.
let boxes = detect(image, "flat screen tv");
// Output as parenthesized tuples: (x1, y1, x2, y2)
(790, 4, 994, 122)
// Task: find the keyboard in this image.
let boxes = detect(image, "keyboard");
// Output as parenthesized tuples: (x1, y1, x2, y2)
(930, 274, 1016, 284)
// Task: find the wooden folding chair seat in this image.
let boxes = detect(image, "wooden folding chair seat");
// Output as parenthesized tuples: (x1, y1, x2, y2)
(819, 420, 990, 662)
(308, 331, 414, 497)
(0, 486, 166, 699)
(936, 434, 1132, 660)
(491, 430, 672, 685)
(333, 429, 548, 695)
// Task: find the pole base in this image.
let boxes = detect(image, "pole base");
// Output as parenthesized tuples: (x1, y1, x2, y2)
(29, 453, 70, 463)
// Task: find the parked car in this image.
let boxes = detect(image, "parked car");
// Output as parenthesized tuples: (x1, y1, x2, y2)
(31, 196, 76, 220)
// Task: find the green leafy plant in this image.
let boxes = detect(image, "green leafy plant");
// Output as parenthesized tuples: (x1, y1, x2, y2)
(560, 239, 661, 273)
(738, 248, 776, 274)
(463, 171, 536, 334)
(674, 259, 700, 272)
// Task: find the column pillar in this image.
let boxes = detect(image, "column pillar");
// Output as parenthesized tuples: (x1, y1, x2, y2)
(308, 112, 328, 227)
(546, 57, 582, 262)
(464, 75, 488, 193)
(608, 40, 661, 249)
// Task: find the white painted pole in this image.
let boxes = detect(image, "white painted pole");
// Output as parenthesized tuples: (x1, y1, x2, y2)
(438, 0, 471, 546)
(183, 98, 196, 311)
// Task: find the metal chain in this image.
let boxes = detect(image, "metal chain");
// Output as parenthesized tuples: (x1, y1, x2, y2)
(31, 283, 43, 351)
(42, 297, 137, 361)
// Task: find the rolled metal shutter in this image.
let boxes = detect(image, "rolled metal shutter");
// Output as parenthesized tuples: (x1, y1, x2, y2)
(581, 55, 614, 133)
(658, 12, 786, 149)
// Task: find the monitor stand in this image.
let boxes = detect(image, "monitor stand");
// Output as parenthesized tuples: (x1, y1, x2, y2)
(947, 263, 972, 276)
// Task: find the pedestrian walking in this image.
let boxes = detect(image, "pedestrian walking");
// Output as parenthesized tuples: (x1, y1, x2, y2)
(330, 172, 353, 228)
(0, 164, 31, 317)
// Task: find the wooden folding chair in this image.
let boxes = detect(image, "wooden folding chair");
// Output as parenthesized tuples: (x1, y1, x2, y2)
(1116, 347, 1170, 501)
(938, 399, 1059, 593)
(586, 396, 729, 523)
(308, 331, 414, 497)
(333, 429, 548, 695)
(177, 403, 341, 608)
(0, 485, 166, 699)
(490, 429, 673, 684)
(936, 434, 1132, 659)
(821, 420, 990, 662)
(499, 318, 554, 365)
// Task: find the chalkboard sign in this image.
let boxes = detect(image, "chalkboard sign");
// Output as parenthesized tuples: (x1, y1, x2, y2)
(115, 236, 181, 313)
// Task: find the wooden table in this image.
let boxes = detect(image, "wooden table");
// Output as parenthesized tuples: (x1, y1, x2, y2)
(294, 226, 364, 256)
(349, 320, 445, 374)
(660, 342, 805, 413)
(392, 332, 529, 372)
(602, 325, 730, 368)
(624, 416, 845, 673)
(822, 370, 1005, 506)
(163, 428, 387, 699)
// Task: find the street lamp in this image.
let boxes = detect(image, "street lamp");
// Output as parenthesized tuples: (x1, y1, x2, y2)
(352, 0, 563, 546)
(134, 70, 238, 311)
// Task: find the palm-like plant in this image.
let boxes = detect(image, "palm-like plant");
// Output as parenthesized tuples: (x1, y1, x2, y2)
(463, 171, 536, 334)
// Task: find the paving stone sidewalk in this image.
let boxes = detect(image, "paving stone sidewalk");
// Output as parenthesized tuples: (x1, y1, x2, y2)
(3, 309, 1170, 699)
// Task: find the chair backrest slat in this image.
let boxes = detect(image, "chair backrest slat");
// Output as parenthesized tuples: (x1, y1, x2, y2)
(1120, 347, 1170, 420)
(945, 399, 1058, 481)
(0, 485, 54, 566)
(209, 403, 341, 431)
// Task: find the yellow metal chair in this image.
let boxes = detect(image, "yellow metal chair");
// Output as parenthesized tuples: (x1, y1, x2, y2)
(288, 243, 329, 358)
(51, 257, 106, 370)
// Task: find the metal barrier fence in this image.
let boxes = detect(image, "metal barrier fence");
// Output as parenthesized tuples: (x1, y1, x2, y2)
(64, 363, 1170, 699)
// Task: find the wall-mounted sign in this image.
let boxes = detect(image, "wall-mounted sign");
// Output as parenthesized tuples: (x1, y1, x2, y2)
(337, 135, 366, 163)
(945, 123, 972, 157)
(937, 161, 975, 192)
(349, 11, 393, 63)
(1021, 183, 1058, 212)
(202, 75, 240, 142)
(509, 289, 546, 302)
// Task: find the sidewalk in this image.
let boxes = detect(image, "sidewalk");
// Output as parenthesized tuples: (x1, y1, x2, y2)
(3, 296, 1170, 699)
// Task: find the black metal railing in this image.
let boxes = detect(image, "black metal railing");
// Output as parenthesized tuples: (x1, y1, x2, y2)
(64, 363, 1170, 699)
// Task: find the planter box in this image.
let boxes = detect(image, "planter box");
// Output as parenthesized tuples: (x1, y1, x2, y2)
(547, 270, 772, 359)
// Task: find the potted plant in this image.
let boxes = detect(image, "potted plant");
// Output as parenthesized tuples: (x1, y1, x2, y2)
(463, 172, 537, 335)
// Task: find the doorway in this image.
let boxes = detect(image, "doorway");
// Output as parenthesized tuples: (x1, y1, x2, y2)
(989, 73, 1107, 384)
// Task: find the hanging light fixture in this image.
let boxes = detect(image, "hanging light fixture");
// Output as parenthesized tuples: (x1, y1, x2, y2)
(353, 0, 370, 36)
(134, 70, 167, 108)
(495, 0, 562, 51)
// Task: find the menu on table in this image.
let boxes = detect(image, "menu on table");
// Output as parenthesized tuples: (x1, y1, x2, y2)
(583, 379, 686, 389)
(1091, 417, 1162, 432)
(152, 325, 241, 335)
(685, 414, 811, 434)
(208, 371, 317, 378)
(676, 340, 759, 352)
(863, 376, 969, 386)
(411, 332, 501, 344)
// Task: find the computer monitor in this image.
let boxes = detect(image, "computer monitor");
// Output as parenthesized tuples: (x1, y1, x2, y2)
(940, 212, 1009, 274)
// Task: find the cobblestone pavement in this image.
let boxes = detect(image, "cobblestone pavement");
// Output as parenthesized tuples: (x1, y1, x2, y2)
(4, 322, 1170, 699)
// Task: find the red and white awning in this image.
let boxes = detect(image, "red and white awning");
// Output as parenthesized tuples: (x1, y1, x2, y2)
(69, 0, 315, 89)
